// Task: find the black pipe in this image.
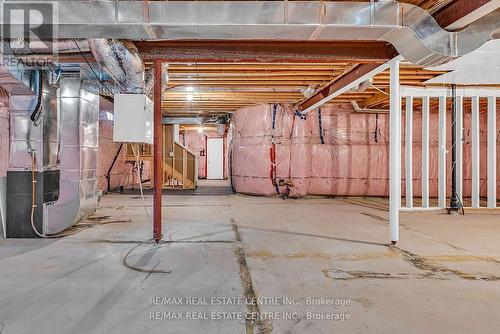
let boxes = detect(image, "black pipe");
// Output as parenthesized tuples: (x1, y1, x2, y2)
(106, 143, 123, 193)
(449, 84, 461, 213)
(30, 71, 43, 123)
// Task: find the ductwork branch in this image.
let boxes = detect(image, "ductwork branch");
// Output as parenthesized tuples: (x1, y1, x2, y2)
(88, 39, 145, 94)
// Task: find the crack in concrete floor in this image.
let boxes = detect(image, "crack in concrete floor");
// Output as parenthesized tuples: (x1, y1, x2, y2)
(231, 218, 272, 334)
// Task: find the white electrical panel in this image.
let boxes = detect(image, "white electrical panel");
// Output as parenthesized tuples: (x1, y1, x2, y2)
(113, 94, 153, 144)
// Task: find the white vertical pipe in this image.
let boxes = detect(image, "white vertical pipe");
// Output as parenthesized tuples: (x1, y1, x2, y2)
(471, 96, 480, 208)
(455, 95, 463, 202)
(389, 58, 401, 243)
(487, 96, 497, 208)
(422, 96, 430, 208)
(438, 96, 447, 208)
(405, 97, 413, 207)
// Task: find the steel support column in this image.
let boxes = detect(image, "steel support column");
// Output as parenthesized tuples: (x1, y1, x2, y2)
(450, 85, 462, 212)
(153, 60, 163, 243)
(389, 58, 401, 243)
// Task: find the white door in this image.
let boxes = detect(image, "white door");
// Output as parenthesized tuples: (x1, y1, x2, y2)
(207, 138, 224, 179)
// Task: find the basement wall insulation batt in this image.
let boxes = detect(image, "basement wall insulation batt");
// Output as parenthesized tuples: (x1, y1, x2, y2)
(230, 103, 500, 198)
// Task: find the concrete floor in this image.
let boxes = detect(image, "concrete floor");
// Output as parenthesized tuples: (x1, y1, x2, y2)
(1, 190, 500, 333)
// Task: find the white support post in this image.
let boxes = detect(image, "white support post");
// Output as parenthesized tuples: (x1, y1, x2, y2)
(389, 58, 401, 243)
(405, 97, 413, 208)
(455, 95, 463, 202)
(471, 96, 480, 208)
(487, 96, 497, 208)
(438, 96, 447, 208)
(422, 96, 430, 208)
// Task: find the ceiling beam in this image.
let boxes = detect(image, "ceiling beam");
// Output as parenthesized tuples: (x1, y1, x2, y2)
(358, 90, 390, 108)
(297, 56, 404, 113)
(433, 0, 498, 29)
(137, 40, 398, 64)
(297, 63, 381, 112)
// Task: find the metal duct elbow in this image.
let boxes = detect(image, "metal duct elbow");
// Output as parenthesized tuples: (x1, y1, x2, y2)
(88, 39, 145, 94)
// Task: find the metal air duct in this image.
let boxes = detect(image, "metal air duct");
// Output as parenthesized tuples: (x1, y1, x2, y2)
(2, 1, 498, 66)
(88, 39, 145, 94)
(5, 39, 90, 55)
(43, 70, 100, 235)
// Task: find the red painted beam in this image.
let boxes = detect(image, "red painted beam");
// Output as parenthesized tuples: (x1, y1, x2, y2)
(137, 40, 397, 64)
(297, 63, 380, 111)
(433, 0, 493, 28)
(153, 60, 163, 243)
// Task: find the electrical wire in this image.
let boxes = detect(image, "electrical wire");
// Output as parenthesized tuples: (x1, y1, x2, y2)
(121, 144, 172, 274)
(131, 144, 151, 224)
(122, 242, 172, 274)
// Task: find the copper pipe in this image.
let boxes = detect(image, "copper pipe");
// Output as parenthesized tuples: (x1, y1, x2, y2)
(153, 60, 163, 243)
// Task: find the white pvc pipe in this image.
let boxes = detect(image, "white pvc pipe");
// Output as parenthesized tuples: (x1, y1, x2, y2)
(471, 96, 480, 208)
(389, 58, 401, 243)
(405, 96, 413, 208)
(487, 96, 497, 208)
(422, 96, 430, 208)
(438, 96, 447, 208)
(455, 95, 463, 202)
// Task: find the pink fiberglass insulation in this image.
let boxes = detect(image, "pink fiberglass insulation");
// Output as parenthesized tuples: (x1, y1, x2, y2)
(98, 119, 126, 192)
(0, 87, 9, 178)
(231, 103, 500, 199)
(231, 104, 293, 195)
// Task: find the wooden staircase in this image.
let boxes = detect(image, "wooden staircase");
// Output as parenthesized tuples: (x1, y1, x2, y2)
(162, 142, 197, 189)
(123, 125, 198, 190)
